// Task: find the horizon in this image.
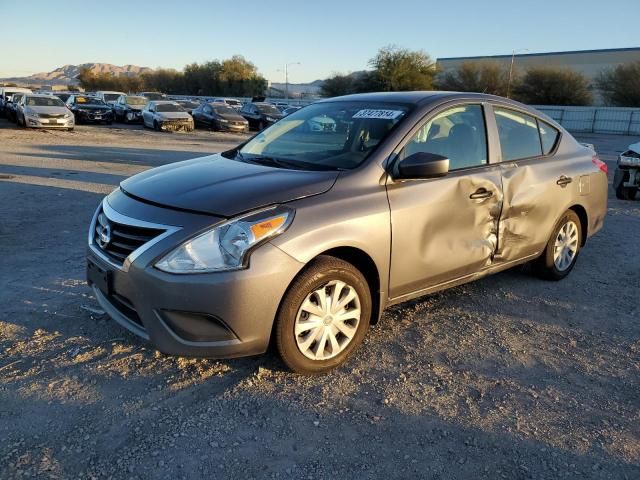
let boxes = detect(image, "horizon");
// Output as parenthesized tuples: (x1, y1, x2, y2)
(1, 0, 638, 82)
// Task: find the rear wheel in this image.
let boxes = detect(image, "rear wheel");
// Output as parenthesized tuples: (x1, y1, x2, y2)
(532, 210, 582, 281)
(275, 256, 371, 375)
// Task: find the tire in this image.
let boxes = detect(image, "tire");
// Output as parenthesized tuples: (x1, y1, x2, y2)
(153, 120, 160, 132)
(67, 128, 74, 132)
(615, 183, 638, 200)
(275, 256, 371, 375)
(257, 121, 265, 131)
(532, 210, 582, 281)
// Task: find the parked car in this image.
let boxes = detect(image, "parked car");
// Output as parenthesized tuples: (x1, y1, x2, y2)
(86, 92, 608, 374)
(66, 95, 113, 124)
(16, 94, 74, 130)
(0, 87, 32, 117)
(175, 100, 199, 115)
(239, 102, 283, 130)
(95, 91, 126, 106)
(5, 93, 26, 122)
(138, 91, 167, 101)
(613, 141, 640, 200)
(192, 102, 249, 132)
(212, 97, 243, 110)
(141, 100, 194, 132)
(53, 92, 74, 103)
(282, 106, 302, 116)
(112, 95, 148, 123)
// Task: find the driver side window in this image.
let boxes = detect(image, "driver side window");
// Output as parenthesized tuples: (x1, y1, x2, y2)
(404, 104, 488, 170)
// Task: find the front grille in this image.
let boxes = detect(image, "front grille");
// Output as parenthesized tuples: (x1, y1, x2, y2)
(93, 208, 165, 266)
(39, 113, 65, 119)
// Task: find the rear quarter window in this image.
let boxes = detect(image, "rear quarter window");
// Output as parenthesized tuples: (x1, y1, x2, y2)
(539, 121, 560, 155)
(494, 107, 543, 161)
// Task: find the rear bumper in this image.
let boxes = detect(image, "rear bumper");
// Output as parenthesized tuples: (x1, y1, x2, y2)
(86, 195, 304, 358)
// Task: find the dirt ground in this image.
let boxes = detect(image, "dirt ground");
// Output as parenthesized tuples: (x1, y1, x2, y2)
(0, 119, 639, 479)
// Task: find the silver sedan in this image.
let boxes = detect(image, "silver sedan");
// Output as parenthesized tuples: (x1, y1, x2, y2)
(141, 101, 194, 132)
(16, 94, 74, 130)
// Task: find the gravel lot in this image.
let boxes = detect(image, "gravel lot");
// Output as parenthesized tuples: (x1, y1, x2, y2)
(0, 119, 639, 479)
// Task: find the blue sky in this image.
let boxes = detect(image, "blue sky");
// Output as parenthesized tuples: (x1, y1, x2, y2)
(1, 0, 637, 82)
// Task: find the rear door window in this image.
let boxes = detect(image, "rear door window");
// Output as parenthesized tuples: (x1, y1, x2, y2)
(538, 121, 560, 155)
(404, 104, 488, 170)
(494, 107, 543, 161)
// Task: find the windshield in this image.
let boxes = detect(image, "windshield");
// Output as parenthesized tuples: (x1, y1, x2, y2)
(156, 103, 185, 112)
(76, 96, 105, 105)
(178, 101, 198, 108)
(212, 105, 236, 115)
(103, 94, 121, 102)
(238, 101, 411, 170)
(126, 96, 147, 105)
(26, 97, 65, 107)
(226, 99, 241, 106)
(255, 104, 281, 114)
(143, 93, 165, 100)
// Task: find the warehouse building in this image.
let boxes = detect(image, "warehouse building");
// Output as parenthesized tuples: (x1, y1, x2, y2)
(437, 47, 640, 104)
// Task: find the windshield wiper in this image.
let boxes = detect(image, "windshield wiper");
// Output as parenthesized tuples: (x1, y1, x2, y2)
(245, 155, 339, 171)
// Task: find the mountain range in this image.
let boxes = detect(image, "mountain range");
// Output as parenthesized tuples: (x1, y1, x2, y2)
(0, 63, 154, 86)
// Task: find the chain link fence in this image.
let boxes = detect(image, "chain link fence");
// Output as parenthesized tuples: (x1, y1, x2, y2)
(535, 106, 640, 135)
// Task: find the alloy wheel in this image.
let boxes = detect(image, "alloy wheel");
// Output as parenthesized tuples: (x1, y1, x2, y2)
(553, 220, 579, 271)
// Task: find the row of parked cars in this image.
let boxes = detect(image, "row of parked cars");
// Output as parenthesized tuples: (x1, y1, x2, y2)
(0, 86, 304, 133)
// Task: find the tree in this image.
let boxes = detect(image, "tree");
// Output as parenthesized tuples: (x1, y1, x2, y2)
(320, 73, 355, 97)
(596, 61, 640, 107)
(368, 45, 436, 91)
(435, 61, 509, 96)
(513, 67, 592, 106)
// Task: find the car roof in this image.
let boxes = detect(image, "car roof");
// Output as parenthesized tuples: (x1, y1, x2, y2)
(316, 91, 522, 105)
(150, 100, 179, 104)
(25, 93, 59, 98)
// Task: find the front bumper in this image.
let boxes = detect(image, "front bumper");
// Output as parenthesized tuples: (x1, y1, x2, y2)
(25, 116, 74, 128)
(86, 193, 304, 358)
(159, 120, 194, 132)
(124, 110, 143, 123)
(218, 122, 249, 133)
(77, 110, 113, 123)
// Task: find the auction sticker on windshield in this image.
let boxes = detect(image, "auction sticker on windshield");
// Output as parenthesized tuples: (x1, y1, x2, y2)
(353, 109, 404, 120)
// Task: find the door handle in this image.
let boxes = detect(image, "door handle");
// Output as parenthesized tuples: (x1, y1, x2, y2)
(469, 188, 494, 200)
(556, 175, 573, 187)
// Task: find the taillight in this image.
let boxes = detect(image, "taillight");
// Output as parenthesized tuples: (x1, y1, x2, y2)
(592, 156, 608, 175)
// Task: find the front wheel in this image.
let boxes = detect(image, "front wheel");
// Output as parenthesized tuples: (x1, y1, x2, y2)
(275, 256, 371, 375)
(532, 210, 582, 281)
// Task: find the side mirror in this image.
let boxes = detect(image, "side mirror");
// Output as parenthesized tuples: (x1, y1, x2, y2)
(396, 152, 450, 180)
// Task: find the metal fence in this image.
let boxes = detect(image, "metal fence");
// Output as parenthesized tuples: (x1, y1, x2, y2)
(534, 106, 640, 135)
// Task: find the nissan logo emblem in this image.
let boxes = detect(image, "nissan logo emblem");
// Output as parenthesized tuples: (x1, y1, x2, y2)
(96, 213, 112, 249)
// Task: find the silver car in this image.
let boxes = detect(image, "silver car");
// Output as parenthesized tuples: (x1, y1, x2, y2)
(142, 100, 194, 132)
(87, 92, 608, 374)
(16, 94, 74, 130)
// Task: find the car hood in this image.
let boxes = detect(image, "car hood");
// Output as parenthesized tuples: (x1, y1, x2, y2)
(120, 154, 339, 217)
(76, 104, 111, 112)
(30, 106, 69, 115)
(219, 112, 247, 122)
(126, 105, 145, 111)
(157, 112, 191, 119)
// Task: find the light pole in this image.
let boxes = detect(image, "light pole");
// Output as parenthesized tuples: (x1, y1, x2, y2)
(507, 48, 529, 98)
(283, 62, 300, 102)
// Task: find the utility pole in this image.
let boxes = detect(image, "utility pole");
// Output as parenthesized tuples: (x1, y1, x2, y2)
(507, 48, 529, 98)
(284, 62, 300, 102)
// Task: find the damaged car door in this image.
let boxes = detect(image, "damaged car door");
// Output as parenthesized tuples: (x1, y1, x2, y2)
(386, 103, 503, 300)
(491, 105, 574, 263)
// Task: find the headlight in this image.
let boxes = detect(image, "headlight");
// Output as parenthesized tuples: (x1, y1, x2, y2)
(155, 206, 294, 273)
(25, 109, 39, 117)
(266, 116, 277, 122)
(218, 118, 229, 123)
(64, 112, 72, 119)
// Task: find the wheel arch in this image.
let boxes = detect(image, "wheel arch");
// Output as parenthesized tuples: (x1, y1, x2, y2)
(568, 204, 588, 246)
(318, 247, 382, 325)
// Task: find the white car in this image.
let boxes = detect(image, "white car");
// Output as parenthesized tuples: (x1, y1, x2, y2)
(95, 91, 126, 106)
(0, 86, 32, 116)
(16, 94, 74, 130)
(142, 100, 194, 132)
(212, 97, 243, 110)
(308, 115, 337, 132)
